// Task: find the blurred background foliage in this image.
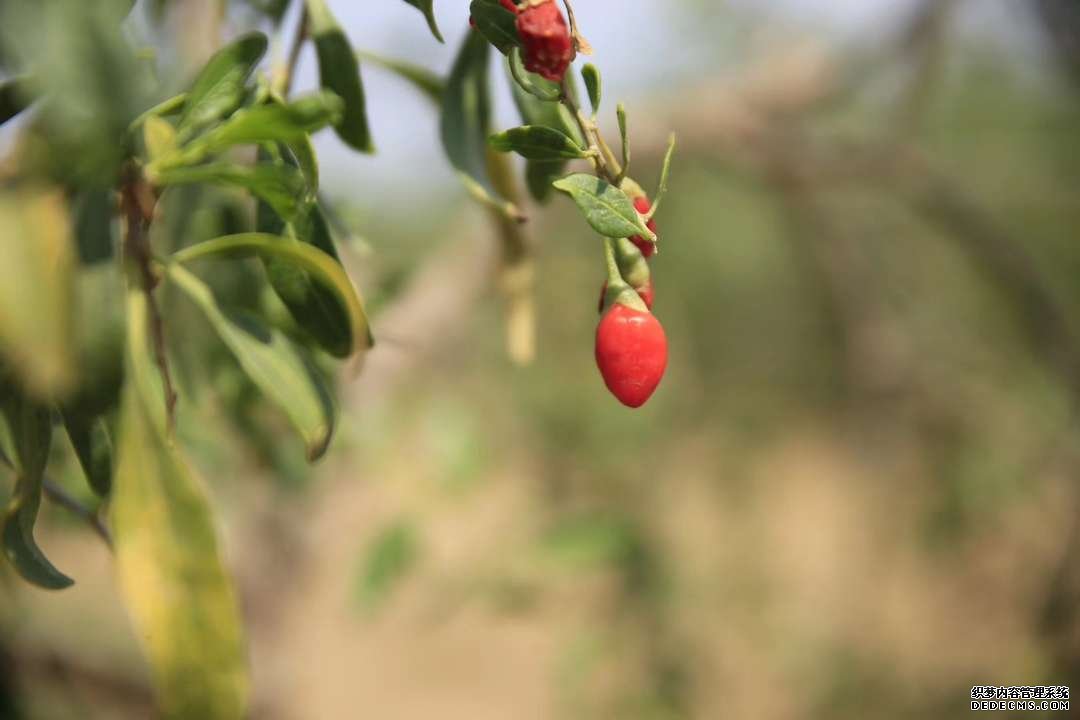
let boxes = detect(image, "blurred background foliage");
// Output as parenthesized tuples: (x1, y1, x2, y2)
(3, 0, 1080, 718)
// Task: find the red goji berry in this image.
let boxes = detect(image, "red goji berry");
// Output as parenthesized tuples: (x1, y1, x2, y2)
(595, 302, 668, 408)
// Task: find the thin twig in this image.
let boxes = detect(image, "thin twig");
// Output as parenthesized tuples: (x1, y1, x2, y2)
(42, 479, 112, 549)
(560, 76, 620, 183)
(120, 164, 176, 428)
(279, 6, 310, 98)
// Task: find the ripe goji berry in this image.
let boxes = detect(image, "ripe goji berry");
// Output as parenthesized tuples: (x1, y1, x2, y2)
(629, 196, 657, 258)
(595, 302, 668, 408)
(516, 0, 574, 82)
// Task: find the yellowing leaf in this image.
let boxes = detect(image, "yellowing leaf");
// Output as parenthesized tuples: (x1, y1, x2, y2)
(0, 187, 75, 398)
(111, 288, 248, 720)
(143, 115, 178, 162)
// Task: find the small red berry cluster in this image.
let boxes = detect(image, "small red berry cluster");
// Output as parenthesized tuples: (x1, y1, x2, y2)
(596, 190, 667, 408)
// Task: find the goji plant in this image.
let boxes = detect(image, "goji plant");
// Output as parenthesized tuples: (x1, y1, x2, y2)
(0, 0, 675, 716)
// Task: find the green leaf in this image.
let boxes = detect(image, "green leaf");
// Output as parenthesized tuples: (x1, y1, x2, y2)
(129, 93, 188, 132)
(178, 32, 268, 135)
(153, 162, 307, 222)
(306, 0, 373, 153)
(582, 63, 601, 116)
(552, 173, 655, 240)
(508, 46, 561, 101)
(160, 92, 341, 192)
(355, 518, 420, 612)
(255, 147, 354, 357)
(172, 233, 373, 355)
(0, 392, 73, 590)
(64, 263, 126, 419)
(112, 287, 248, 720)
(489, 125, 588, 160)
(650, 133, 677, 217)
(358, 51, 444, 104)
(441, 30, 519, 218)
(0, 187, 75, 398)
(401, 0, 444, 43)
(166, 264, 336, 461)
(0, 75, 33, 125)
(509, 59, 582, 204)
(62, 413, 112, 497)
(468, 0, 520, 56)
(184, 91, 343, 157)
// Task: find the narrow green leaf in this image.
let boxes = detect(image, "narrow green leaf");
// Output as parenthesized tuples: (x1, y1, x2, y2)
(0, 392, 73, 590)
(509, 58, 582, 204)
(616, 103, 630, 179)
(255, 146, 353, 356)
(400, 0, 444, 43)
(306, 0, 373, 153)
(468, 0, 520, 56)
(355, 518, 420, 612)
(112, 288, 248, 719)
(153, 162, 307, 222)
(167, 264, 336, 461)
(0, 187, 75, 398)
(188, 91, 343, 155)
(0, 75, 33, 126)
(64, 263, 126, 420)
(178, 32, 268, 135)
(508, 46, 561, 101)
(358, 51, 444, 104)
(284, 132, 321, 195)
(62, 413, 112, 497)
(161, 92, 341, 191)
(172, 233, 373, 355)
(552, 173, 655, 240)
(129, 93, 188, 132)
(441, 30, 519, 218)
(582, 63, 601, 116)
(649, 133, 677, 218)
(489, 125, 588, 160)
